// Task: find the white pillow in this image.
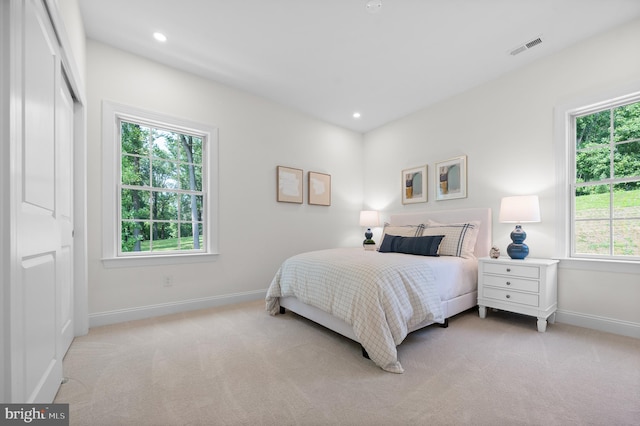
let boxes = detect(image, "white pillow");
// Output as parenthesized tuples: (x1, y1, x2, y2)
(423, 220, 480, 258)
(379, 223, 425, 246)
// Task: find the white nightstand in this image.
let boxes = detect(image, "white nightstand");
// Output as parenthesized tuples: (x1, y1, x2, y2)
(478, 257, 559, 332)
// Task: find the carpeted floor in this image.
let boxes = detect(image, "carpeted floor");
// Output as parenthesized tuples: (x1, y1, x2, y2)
(54, 300, 640, 426)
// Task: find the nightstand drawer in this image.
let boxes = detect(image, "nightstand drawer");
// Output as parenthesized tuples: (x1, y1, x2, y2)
(483, 262, 540, 279)
(483, 287, 539, 307)
(483, 275, 539, 292)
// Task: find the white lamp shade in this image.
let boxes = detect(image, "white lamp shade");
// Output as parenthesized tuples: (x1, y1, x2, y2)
(499, 195, 541, 223)
(359, 210, 380, 227)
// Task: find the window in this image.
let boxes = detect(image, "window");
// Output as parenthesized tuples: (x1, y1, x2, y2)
(120, 120, 204, 254)
(570, 97, 640, 260)
(102, 102, 218, 267)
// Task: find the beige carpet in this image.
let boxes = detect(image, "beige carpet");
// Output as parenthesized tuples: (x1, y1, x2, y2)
(55, 300, 640, 426)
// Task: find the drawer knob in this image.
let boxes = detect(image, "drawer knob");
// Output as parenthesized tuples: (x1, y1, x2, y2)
(505, 295, 511, 299)
(506, 268, 511, 272)
(506, 281, 511, 285)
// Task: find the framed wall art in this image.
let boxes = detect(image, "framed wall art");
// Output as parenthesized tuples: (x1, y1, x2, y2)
(402, 165, 427, 204)
(277, 166, 303, 203)
(435, 155, 467, 201)
(308, 171, 331, 206)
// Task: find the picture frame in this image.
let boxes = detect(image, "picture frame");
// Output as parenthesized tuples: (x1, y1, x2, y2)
(308, 171, 331, 206)
(435, 155, 467, 201)
(277, 166, 303, 203)
(402, 165, 428, 204)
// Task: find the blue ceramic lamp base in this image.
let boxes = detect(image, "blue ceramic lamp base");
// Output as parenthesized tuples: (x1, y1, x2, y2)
(507, 225, 529, 259)
(507, 243, 529, 259)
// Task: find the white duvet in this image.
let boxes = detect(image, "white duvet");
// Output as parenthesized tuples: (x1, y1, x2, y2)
(266, 248, 476, 373)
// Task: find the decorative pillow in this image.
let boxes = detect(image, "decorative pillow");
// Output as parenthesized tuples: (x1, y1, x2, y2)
(378, 235, 445, 256)
(422, 220, 480, 258)
(379, 223, 425, 245)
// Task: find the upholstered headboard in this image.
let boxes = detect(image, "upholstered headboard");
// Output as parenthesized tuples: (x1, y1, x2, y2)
(388, 208, 492, 258)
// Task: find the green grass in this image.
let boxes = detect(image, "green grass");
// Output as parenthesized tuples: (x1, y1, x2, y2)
(139, 235, 204, 251)
(575, 188, 640, 210)
(575, 189, 640, 256)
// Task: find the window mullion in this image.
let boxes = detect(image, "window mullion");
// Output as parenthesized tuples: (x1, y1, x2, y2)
(609, 110, 615, 256)
(609, 183, 614, 256)
(148, 130, 154, 252)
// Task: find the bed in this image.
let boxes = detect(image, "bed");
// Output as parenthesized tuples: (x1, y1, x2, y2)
(265, 208, 491, 373)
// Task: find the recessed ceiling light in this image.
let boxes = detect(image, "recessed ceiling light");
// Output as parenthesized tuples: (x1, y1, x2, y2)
(353, 112, 361, 119)
(153, 32, 167, 42)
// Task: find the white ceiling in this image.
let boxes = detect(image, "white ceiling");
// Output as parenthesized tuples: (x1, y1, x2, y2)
(78, 0, 640, 133)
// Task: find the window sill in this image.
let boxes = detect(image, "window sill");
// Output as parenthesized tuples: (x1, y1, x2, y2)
(102, 252, 219, 268)
(558, 257, 640, 274)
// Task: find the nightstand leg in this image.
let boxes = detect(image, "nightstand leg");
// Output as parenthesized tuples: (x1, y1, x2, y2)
(537, 317, 548, 332)
(548, 312, 556, 324)
(479, 305, 486, 319)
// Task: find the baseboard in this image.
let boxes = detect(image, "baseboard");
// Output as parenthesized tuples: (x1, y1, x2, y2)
(89, 290, 265, 328)
(555, 309, 640, 339)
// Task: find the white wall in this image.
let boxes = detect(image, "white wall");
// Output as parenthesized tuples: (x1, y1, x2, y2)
(363, 18, 640, 337)
(86, 41, 364, 324)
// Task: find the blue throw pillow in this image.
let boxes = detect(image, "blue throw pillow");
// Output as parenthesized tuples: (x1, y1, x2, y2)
(378, 234, 445, 256)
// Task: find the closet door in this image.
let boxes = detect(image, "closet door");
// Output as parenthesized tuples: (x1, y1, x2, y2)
(12, 0, 68, 402)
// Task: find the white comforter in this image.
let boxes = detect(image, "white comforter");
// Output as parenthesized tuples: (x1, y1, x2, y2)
(266, 248, 449, 373)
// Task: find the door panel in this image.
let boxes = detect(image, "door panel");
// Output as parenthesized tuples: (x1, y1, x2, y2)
(23, 254, 58, 402)
(24, 0, 55, 211)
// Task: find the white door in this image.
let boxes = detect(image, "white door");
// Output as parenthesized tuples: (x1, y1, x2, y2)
(12, 0, 73, 402)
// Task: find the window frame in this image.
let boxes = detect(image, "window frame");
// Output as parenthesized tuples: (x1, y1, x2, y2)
(102, 101, 218, 268)
(570, 99, 640, 261)
(554, 82, 640, 273)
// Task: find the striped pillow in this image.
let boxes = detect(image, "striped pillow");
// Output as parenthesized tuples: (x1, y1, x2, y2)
(422, 220, 480, 258)
(379, 223, 425, 246)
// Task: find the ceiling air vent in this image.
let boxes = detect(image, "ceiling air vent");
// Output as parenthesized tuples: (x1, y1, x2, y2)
(509, 36, 543, 56)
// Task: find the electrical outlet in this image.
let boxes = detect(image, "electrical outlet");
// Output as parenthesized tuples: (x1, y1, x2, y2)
(162, 275, 173, 287)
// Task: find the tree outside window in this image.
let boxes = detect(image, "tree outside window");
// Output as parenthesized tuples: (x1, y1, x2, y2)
(120, 120, 205, 254)
(573, 100, 640, 258)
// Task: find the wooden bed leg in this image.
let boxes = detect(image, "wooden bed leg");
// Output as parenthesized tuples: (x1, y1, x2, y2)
(439, 318, 449, 328)
(361, 346, 370, 359)
(279, 306, 286, 314)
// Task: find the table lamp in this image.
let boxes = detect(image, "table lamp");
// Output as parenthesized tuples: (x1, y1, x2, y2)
(359, 210, 380, 248)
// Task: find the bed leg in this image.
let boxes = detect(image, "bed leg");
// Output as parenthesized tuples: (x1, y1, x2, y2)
(361, 346, 370, 359)
(439, 318, 449, 328)
(279, 306, 286, 314)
